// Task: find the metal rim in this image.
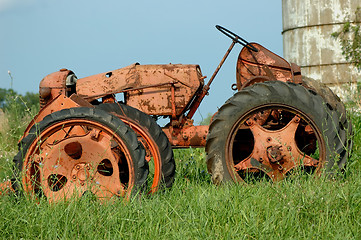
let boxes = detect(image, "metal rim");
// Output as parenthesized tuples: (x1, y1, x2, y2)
(22, 119, 135, 202)
(118, 116, 162, 194)
(225, 104, 326, 182)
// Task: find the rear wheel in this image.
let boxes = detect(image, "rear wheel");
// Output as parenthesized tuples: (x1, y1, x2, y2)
(206, 81, 347, 184)
(13, 107, 148, 202)
(96, 103, 175, 192)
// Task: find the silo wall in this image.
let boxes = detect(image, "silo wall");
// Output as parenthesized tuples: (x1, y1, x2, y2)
(282, 0, 360, 86)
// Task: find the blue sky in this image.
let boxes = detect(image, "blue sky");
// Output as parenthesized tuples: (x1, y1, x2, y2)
(0, 0, 283, 122)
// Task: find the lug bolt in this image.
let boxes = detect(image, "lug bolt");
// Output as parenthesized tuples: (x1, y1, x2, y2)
(72, 175, 76, 180)
(80, 182, 84, 186)
(246, 119, 253, 126)
(267, 137, 272, 142)
(259, 157, 263, 162)
(76, 165, 80, 170)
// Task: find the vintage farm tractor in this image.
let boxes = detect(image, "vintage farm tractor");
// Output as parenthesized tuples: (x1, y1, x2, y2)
(0, 26, 351, 201)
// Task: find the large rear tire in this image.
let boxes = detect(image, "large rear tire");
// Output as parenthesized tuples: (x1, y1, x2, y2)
(206, 81, 348, 184)
(13, 107, 148, 202)
(96, 103, 175, 192)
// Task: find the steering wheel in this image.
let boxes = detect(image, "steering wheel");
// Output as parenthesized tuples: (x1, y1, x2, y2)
(216, 25, 258, 52)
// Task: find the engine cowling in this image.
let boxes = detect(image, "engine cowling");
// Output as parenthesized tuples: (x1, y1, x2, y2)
(39, 68, 76, 108)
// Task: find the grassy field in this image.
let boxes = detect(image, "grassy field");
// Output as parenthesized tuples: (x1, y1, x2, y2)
(0, 94, 361, 239)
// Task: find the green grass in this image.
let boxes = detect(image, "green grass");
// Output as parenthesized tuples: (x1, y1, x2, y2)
(1, 94, 361, 239)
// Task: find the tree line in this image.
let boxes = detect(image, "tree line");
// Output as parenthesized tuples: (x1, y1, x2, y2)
(0, 88, 39, 112)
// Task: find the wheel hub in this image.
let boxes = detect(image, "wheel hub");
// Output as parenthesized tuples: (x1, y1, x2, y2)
(266, 145, 284, 163)
(231, 111, 322, 182)
(71, 163, 92, 184)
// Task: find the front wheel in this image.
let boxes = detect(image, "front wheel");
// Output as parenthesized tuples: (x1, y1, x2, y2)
(13, 107, 148, 202)
(206, 81, 348, 184)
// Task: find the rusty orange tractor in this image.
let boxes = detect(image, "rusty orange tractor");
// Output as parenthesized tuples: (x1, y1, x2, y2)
(1, 26, 351, 201)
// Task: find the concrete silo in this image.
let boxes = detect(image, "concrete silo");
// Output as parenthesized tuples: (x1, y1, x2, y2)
(282, 0, 360, 87)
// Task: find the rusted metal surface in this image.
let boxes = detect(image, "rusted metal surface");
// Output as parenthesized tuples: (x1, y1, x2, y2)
(227, 107, 323, 182)
(22, 119, 134, 202)
(39, 68, 74, 108)
(76, 63, 138, 100)
(124, 64, 204, 117)
(239, 76, 272, 90)
(76, 63, 204, 116)
(236, 43, 303, 90)
(69, 94, 94, 107)
(163, 122, 209, 148)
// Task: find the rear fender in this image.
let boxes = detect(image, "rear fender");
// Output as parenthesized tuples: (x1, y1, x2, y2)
(236, 43, 303, 90)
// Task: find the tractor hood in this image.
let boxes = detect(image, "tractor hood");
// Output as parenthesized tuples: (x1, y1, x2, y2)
(76, 63, 204, 116)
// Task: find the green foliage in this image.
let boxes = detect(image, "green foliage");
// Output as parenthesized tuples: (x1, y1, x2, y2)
(0, 89, 40, 181)
(332, 7, 361, 71)
(173, 148, 211, 184)
(0, 89, 39, 148)
(0, 88, 39, 111)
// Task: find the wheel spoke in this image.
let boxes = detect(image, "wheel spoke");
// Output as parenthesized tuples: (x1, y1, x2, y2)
(79, 133, 117, 166)
(234, 157, 253, 171)
(40, 163, 70, 182)
(248, 115, 300, 143)
(301, 154, 319, 167)
(38, 135, 88, 173)
(281, 136, 320, 174)
(39, 145, 73, 179)
(234, 157, 270, 172)
(239, 115, 312, 181)
(86, 130, 125, 198)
